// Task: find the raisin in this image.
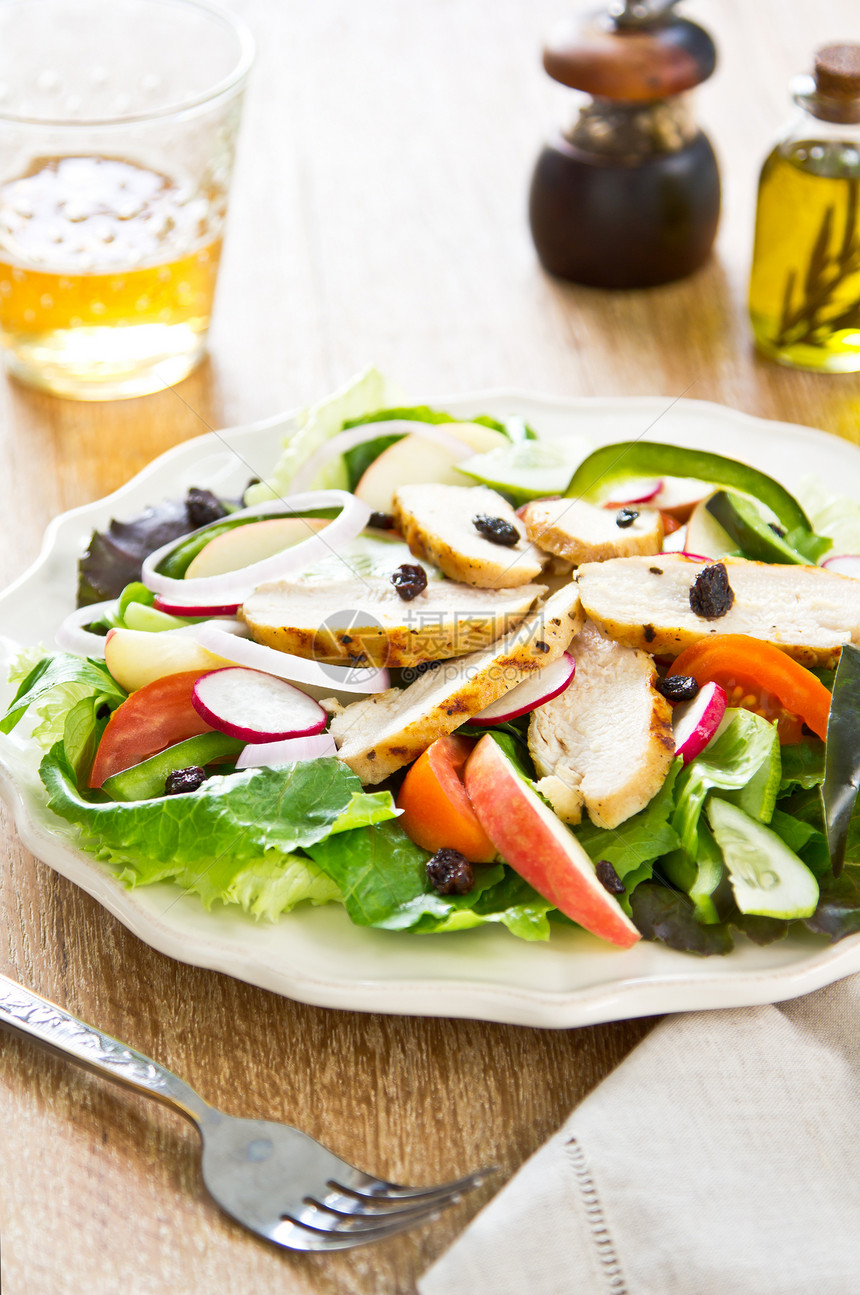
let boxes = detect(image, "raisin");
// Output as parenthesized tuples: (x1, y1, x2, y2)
(596, 860, 625, 895)
(391, 563, 428, 601)
(164, 766, 207, 795)
(472, 514, 520, 546)
(186, 487, 227, 528)
(615, 508, 639, 528)
(369, 510, 396, 530)
(656, 675, 700, 702)
(426, 848, 475, 895)
(689, 562, 735, 619)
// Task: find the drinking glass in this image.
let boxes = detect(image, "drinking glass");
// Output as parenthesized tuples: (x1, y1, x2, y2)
(0, 0, 253, 399)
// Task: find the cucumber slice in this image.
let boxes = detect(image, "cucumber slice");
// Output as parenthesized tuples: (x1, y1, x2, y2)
(454, 440, 590, 504)
(706, 797, 819, 919)
(102, 731, 244, 802)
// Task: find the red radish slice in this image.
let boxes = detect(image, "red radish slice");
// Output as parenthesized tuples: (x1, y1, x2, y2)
(658, 551, 709, 562)
(236, 731, 337, 768)
(473, 653, 576, 725)
(192, 668, 327, 742)
(822, 554, 860, 579)
(141, 491, 370, 606)
(604, 478, 662, 506)
(153, 596, 241, 617)
(289, 420, 473, 493)
(189, 623, 391, 694)
(672, 681, 727, 765)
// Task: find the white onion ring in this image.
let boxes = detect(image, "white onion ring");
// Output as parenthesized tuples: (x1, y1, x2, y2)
(288, 420, 473, 493)
(190, 623, 390, 694)
(236, 732, 337, 769)
(55, 600, 118, 657)
(141, 492, 370, 606)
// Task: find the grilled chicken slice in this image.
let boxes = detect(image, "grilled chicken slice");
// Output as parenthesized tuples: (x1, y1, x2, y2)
(576, 554, 860, 668)
(330, 585, 583, 783)
(528, 620, 674, 829)
(520, 497, 663, 564)
(392, 483, 547, 588)
(241, 577, 546, 667)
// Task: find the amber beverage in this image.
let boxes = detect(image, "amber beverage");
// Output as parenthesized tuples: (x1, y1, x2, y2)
(0, 0, 253, 399)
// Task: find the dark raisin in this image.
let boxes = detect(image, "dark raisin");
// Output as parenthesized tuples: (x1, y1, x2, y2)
(596, 860, 625, 895)
(643, 624, 656, 643)
(649, 566, 663, 576)
(472, 514, 520, 546)
(164, 766, 207, 795)
(186, 487, 227, 529)
(655, 675, 700, 702)
(426, 848, 475, 895)
(615, 508, 639, 528)
(369, 510, 396, 530)
(391, 563, 428, 601)
(689, 562, 735, 619)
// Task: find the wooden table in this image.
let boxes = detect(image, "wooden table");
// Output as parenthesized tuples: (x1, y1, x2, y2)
(1, 1, 859, 1291)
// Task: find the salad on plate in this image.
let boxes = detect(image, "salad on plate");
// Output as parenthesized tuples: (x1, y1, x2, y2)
(5, 368, 860, 960)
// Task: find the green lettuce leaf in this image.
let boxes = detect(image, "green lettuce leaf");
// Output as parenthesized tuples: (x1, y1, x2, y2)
(2, 654, 127, 747)
(223, 853, 342, 921)
(245, 367, 395, 501)
(39, 751, 382, 913)
(779, 740, 826, 793)
(630, 882, 734, 955)
(805, 865, 860, 942)
(671, 710, 780, 857)
(306, 820, 555, 940)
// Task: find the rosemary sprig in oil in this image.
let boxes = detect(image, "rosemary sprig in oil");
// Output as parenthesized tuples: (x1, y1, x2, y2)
(774, 178, 860, 348)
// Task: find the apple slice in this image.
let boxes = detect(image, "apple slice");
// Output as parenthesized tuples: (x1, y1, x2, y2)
(354, 424, 509, 514)
(104, 627, 238, 692)
(184, 517, 331, 578)
(464, 735, 641, 948)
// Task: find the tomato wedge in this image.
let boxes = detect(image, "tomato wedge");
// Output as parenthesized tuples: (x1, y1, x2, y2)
(396, 735, 496, 863)
(89, 670, 215, 788)
(667, 635, 831, 744)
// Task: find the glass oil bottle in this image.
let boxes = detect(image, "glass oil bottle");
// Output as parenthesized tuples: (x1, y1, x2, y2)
(749, 45, 860, 372)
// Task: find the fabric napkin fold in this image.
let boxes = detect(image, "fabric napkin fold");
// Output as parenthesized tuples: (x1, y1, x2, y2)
(419, 976, 860, 1295)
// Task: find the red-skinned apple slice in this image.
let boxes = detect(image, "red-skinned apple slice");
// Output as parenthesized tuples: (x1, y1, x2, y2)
(463, 735, 641, 948)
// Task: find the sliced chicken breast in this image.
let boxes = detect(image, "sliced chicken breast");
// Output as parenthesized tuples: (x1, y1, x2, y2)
(520, 497, 663, 564)
(330, 585, 583, 783)
(392, 483, 547, 588)
(528, 620, 675, 829)
(576, 554, 860, 667)
(241, 577, 546, 667)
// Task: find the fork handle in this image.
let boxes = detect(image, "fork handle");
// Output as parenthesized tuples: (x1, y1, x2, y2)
(0, 971, 214, 1127)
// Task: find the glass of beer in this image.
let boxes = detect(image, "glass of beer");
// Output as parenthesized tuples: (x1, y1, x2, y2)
(0, 0, 253, 399)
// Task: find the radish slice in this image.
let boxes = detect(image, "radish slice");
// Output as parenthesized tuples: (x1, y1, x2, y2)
(192, 668, 327, 742)
(658, 551, 709, 562)
(55, 600, 117, 657)
(604, 478, 662, 506)
(473, 652, 576, 725)
(672, 681, 728, 765)
(822, 554, 860, 579)
(189, 623, 390, 694)
(236, 732, 337, 768)
(141, 491, 370, 606)
(153, 596, 242, 617)
(289, 420, 473, 493)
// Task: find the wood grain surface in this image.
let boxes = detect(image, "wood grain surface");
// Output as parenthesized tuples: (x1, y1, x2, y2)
(1, 2, 859, 1292)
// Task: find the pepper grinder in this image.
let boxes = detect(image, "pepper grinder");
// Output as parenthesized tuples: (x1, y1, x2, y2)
(529, 0, 721, 288)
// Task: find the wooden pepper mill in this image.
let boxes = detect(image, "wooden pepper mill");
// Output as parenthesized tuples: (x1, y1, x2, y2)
(529, 0, 721, 288)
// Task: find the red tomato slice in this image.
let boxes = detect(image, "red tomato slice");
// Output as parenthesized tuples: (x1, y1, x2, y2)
(396, 735, 496, 863)
(667, 635, 831, 744)
(89, 670, 214, 788)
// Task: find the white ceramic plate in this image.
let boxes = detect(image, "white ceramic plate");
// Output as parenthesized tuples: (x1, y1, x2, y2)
(2, 391, 860, 1029)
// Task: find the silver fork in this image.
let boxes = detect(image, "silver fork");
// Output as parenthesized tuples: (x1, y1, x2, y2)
(0, 971, 492, 1250)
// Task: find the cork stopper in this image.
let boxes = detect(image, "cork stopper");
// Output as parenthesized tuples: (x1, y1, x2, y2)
(814, 44, 860, 98)
(793, 43, 860, 123)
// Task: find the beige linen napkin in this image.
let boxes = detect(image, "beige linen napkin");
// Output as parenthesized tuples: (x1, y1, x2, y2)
(419, 977, 860, 1295)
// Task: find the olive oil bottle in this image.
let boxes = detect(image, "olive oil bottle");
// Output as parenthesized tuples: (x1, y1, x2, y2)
(749, 45, 860, 372)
